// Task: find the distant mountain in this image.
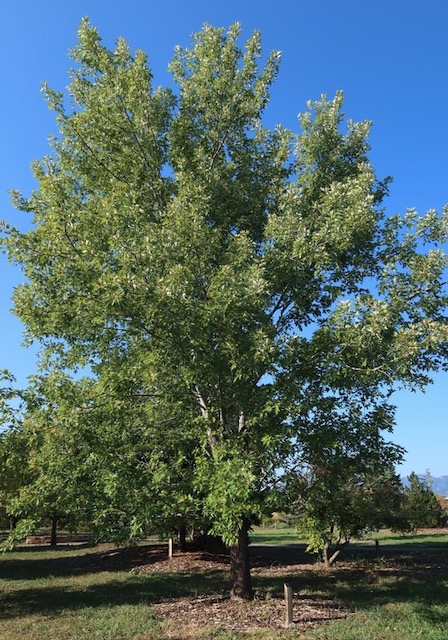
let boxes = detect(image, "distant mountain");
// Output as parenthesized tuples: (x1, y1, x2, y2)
(432, 476, 448, 495)
(401, 474, 448, 496)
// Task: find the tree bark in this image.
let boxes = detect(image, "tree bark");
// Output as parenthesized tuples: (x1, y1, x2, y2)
(178, 524, 187, 552)
(324, 537, 351, 567)
(323, 539, 331, 568)
(229, 520, 253, 599)
(50, 514, 58, 547)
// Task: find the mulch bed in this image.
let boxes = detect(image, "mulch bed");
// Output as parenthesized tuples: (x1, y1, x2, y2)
(53, 543, 351, 631)
(153, 591, 349, 633)
(133, 546, 351, 632)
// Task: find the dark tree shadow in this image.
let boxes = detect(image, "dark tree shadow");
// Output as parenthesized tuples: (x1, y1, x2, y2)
(0, 569, 228, 621)
(3, 539, 448, 629)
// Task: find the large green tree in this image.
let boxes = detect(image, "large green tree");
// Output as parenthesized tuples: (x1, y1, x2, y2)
(3, 21, 448, 597)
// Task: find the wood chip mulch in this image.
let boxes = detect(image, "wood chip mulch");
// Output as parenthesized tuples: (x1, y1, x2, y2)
(136, 549, 351, 632)
(136, 549, 229, 574)
(153, 592, 349, 632)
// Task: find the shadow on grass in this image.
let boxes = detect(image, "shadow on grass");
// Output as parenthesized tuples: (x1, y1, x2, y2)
(1, 544, 200, 581)
(7, 543, 91, 553)
(252, 561, 448, 612)
(4, 542, 313, 583)
(0, 569, 228, 621)
(249, 543, 314, 567)
(415, 601, 448, 627)
(3, 541, 448, 630)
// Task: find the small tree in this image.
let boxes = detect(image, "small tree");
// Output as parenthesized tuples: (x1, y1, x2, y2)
(402, 472, 446, 530)
(0, 371, 33, 533)
(0, 427, 31, 531)
(270, 511, 288, 529)
(0, 374, 100, 547)
(287, 399, 405, 567)
(436, 494, 448, 515)
(294, 468, 404, 567)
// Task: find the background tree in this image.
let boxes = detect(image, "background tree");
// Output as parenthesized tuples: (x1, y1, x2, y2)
(3, 21, 448, 597)
(0, 426, 31, 532)
(0, 371, 32, 533)
(294, 468, 404, 567)
(0, 374, 100, 547)
(3, 370, 203, 547)
(435, 494, 448, 520)
(402, 472, 446, 530)
(285, 396, 405, 566)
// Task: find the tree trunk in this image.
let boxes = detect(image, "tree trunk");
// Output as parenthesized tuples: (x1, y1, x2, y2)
(178, 524, 187, 552)
(50, 514, 58, 547)
(323, 538, 350, 567)
(9, 515, 17, 531)
(229, 520, 253, 599)
(323, 539, 332, 568)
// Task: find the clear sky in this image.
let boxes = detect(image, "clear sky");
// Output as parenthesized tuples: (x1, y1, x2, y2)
(1, 0, 447, 477)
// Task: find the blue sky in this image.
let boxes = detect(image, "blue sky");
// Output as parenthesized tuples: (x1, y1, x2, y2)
(1, 0, 447, 477)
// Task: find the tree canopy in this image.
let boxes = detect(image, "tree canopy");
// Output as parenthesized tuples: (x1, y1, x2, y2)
(2, 20, 448, 597)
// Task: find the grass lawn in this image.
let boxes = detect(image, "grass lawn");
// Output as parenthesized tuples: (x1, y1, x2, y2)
(0, 530, 447, 639)
(249, 526, 304, 546)
(250, 525, 448, 548)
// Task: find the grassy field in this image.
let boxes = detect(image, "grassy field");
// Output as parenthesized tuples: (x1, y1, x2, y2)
(249, 526, 303, 546)
(1, 529, 447, 639)
(250, 525, 448, 548)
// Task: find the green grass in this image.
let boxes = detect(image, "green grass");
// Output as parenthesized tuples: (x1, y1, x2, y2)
(370, 529, 448, 545)
(0, 544, 227, 640)
(249, 526, 303, 546)
(249, 527, 448, 639)
(250, 525, 448, 550)
(1, 532, 447, 639)
(307, 572, 448, 640)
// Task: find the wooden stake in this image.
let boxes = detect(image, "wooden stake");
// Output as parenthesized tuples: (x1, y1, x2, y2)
(284, 583, 293, 627)
(168, 537, 173, 559)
